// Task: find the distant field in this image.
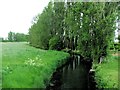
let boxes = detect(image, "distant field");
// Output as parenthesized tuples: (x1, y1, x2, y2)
(2, 42, 69, 88)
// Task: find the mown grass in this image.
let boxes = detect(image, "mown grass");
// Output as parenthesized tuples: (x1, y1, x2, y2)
(94, 51, 119, 89)
(2, 42, 70, 88)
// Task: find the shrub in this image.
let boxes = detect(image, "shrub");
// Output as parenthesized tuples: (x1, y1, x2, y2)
(49, 36, 63, 50)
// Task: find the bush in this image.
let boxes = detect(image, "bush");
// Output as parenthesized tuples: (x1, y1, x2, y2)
(49, 36, 63, 50)
(118, 35, 120, 43)
(114, 43, 120, 51)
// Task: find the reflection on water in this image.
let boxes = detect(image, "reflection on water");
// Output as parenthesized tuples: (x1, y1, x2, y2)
(46, 55, 91, 90)
(61, 55, 88, 89)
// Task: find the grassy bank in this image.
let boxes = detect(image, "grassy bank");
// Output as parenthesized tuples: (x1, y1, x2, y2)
(2, 42, 70, 88)
(94, 51, 119, 89)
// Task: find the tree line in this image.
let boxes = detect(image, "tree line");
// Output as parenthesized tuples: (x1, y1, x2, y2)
(29, 1, 119, 63)
(0, 31, 28, 42)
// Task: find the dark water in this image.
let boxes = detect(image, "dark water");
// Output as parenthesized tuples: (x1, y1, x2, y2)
(61, 55, 89, 89)
(46, 55, 92, 90)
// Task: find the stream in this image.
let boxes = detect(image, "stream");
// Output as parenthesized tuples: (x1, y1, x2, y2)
(46, 55, 96, 90)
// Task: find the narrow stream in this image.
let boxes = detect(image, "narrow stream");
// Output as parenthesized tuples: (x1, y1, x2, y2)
(61, 55, 89, 89)
(46, 55, 94, 90)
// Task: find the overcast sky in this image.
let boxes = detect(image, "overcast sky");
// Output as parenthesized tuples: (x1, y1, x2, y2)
(0, 0, 50, 38)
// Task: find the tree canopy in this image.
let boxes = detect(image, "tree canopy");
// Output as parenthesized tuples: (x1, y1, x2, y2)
(29, 1, 118, 63)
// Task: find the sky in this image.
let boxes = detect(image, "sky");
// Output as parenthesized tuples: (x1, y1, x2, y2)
(0, 0, 50, 38)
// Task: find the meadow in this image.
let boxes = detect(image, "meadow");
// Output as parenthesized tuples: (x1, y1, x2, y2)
(2, 42, 70, 88)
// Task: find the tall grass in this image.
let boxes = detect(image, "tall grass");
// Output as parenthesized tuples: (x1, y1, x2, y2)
(2, 42, 70, 88)
(94, 51, 119, 89)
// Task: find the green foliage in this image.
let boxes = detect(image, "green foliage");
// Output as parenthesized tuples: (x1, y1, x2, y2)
(29, 2, 53, 49)
(2, 42, 70, 88)
(29, 1, 118, 63)
(118, 35, 120, 43)
(49, 36, 63, 50)
(114, 43, 120, 51)
(15, 33, 28, 42)
(8, 31, 28, 42)
(8, 31, 15, 42)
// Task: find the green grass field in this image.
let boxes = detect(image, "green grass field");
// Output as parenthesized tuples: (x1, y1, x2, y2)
(94, 51, 119, 89)
(1, 42, 70, 88)
(0, 43, 2, 88)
